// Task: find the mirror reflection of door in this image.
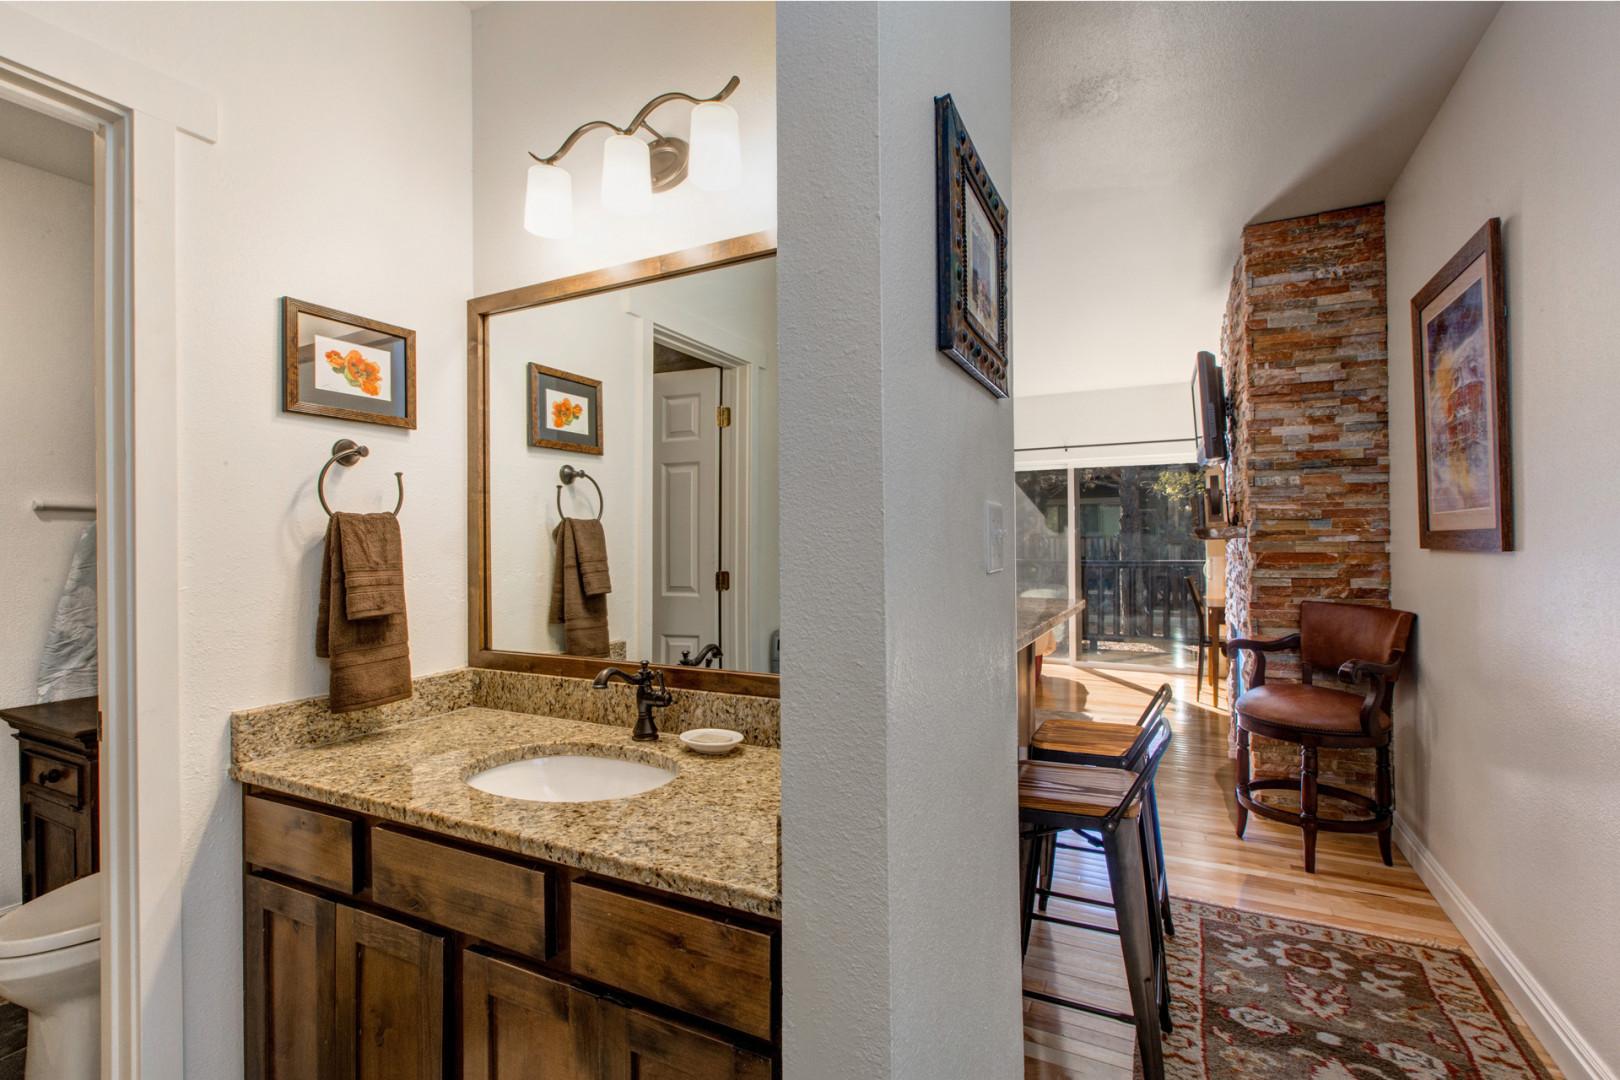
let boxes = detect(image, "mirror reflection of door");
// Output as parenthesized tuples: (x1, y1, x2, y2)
(652, 345, 723, 666)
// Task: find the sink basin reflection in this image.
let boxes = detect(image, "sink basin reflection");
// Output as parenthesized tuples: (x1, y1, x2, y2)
(467, 754, 676, 802)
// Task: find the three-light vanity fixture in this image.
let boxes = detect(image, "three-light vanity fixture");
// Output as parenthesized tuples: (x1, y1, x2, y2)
(524, 76, 743, 238)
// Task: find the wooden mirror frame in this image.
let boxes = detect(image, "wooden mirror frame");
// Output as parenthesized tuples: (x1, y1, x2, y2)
(467, 231, 780, 697)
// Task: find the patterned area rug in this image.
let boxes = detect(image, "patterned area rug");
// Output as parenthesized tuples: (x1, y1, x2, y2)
(1152, 898, 1556, 1079)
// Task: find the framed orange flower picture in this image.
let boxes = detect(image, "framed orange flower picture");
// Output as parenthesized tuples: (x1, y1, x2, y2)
(282, 297, 416, 428)
(528, 363, 602, 455)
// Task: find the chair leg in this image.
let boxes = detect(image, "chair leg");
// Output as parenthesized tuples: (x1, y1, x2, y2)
(1038, 832, 1056, 912)
(1234, 726, 1250, 839)
(1193, 642, 1204, 701)
(1020, 830, 1042, 958)
(1105, 824, 1165, 1080)
(1376, 743, 1394, 867)
(1300, 745, 1320, 875)
(1136, 815, 1174, 1034)
(1146, 786, 1172, 939)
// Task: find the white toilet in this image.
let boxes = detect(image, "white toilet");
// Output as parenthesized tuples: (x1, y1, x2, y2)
(0, 873, 100, 1080)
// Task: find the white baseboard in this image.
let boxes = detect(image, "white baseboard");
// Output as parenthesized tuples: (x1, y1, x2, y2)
(1394, 817, 1614, 1080)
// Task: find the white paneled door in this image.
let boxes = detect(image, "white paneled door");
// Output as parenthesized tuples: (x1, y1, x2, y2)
(652, 366, 722, 664)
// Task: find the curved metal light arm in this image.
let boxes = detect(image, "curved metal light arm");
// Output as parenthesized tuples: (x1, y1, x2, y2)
(529, 76, 740, 165)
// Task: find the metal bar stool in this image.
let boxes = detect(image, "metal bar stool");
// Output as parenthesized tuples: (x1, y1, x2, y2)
(1029, 683, 1175, 938)
(1019, 714, 1173, 1080)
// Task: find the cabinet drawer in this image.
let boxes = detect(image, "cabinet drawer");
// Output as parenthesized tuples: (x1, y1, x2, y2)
(371, 828, 548, 960)
(23, 752, 81, 804)
(243, 795, 356, 893)
(569, 881, 773, 1040)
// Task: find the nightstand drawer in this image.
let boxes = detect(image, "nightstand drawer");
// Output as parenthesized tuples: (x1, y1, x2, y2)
(23, 752, 82, 804)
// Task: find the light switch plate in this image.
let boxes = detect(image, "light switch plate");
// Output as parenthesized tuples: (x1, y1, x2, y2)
(984, 500, 1006, 574)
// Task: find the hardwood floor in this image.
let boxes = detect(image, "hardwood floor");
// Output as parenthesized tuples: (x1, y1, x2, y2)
(1021, 664, 1558, 1078)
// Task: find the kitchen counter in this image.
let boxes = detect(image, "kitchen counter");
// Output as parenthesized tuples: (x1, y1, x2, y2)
(1016, 596, 1086, 651)
(232, 707, 780, 917)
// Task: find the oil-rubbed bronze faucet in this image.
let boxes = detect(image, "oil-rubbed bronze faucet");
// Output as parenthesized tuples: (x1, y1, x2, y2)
(591, 661, 674, 741)
(678, 643, 723, 668)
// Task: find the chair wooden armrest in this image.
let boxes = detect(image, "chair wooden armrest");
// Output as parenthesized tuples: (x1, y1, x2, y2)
(1337, 656, 1404, 735)
(1222, 633, 1300, 688)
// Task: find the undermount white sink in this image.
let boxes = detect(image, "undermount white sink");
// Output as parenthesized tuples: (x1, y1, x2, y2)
(467, 754, 676, 802)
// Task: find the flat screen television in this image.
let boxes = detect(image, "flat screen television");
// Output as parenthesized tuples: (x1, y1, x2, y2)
(1191, 350, 1227, 464)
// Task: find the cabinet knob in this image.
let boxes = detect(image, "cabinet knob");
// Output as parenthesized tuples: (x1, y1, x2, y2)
(39, 768, 66, 784)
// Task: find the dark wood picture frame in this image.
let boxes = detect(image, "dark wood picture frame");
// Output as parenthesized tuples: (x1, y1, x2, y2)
(283, 297, 417, 429)
(467, 231, 780, 698)
(527, 363, 603, 455)
(935, 94, 1010, 398)
(1409, 218, 1512, 551)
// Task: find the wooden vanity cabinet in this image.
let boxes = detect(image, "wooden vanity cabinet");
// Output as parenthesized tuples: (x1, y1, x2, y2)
(2, 697, 100, 901)
(242, 790, 779, 1080)
(244, 875, 445, 1080)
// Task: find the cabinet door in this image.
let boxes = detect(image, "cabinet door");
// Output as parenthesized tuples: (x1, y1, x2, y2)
(462, 951, 587, 1080)
(334, 905, 444, 1080)
(618, 1010, 772, 1080)
(244, 876, 337, 1080)
(22, 793, 93, 900)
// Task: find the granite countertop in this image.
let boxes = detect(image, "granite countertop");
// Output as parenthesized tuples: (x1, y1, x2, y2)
(232, 707, 780, 918)
(1016, 596, 1086, 651)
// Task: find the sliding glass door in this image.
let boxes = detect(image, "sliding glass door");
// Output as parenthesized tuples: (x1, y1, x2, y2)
(1015, 463, 1205, 672)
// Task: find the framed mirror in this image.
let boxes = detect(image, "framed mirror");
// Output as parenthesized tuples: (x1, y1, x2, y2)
(468, 232, 779, 696)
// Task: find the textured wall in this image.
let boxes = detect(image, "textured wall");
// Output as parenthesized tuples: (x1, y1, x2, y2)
(779, 3, 1020, 1076)
(1386, 6, 1620, 1075)
(1222, 204, 1391, 784)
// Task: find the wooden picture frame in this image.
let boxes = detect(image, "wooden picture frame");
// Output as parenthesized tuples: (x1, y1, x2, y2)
(467, 231, 780, 698)
(935, 93, 1010, 398)
(283, 297, 416, 428)
(1410, 218, 1512, 551)
(527, 363, 603, 454)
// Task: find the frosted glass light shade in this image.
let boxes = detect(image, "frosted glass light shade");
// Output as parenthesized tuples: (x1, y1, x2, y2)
(600, 134, 652, 215)
(688, 102, 741, 192)
(523, 163, 573, 238)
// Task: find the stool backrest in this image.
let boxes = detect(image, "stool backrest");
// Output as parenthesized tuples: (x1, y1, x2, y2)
(1112, 685, 1174, 822)
(1298, 600, 1415, 681)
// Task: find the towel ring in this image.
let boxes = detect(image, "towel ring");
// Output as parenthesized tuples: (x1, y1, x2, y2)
(556, 464, 603, 520)
(318, 439, 404, 518)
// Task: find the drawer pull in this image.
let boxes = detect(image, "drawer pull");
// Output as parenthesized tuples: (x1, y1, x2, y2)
(39, 768, 66, 784)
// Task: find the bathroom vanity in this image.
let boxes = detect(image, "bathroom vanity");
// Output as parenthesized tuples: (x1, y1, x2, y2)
(235, 699, 779, 1080)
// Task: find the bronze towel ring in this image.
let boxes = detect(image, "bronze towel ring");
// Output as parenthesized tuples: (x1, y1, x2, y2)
(556, 464, 603, 520)
(317, 439, 404, 517)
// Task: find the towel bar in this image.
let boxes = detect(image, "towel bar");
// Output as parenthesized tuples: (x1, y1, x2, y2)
(556, 464, 603, 520)
(317, 439, 404, 517)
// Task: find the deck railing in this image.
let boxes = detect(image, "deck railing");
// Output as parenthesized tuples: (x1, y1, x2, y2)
(1079, 559, 1205, 644)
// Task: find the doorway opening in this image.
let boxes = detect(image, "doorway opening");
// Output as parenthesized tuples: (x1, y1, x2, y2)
(1015, 463, 1205, 674)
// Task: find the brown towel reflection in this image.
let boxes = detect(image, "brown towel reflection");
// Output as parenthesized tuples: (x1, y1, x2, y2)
(317, 512, 412, 712)
(548, 517, 612, 656)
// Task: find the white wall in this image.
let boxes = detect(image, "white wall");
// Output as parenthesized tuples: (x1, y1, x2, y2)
(1015, 380, 1197, 469)
(1386, 7, 1620, 1078)
(779, 3, 1021, 1076)
(14, 4, 474, 1075)
(0, 152, 94, 907)
(472, 1, 776, 294)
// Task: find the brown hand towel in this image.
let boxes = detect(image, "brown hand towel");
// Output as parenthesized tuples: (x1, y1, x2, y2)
(548, 517, 611, 657)
(317, 512, 412, 712)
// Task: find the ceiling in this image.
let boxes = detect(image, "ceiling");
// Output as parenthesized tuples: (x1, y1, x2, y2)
(0, 95, 92, 184)
(1011, 1, 1499, 397)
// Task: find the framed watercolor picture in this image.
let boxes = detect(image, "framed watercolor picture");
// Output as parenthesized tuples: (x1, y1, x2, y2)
(1410, 218, 1512, 551)
(528, 363, 602, 455)
(283, 297, 416, 428)
(935, 94, 1010, 398)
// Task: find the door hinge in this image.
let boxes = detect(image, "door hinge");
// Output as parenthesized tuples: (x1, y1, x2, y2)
(716, 405, 732, 428)
(715, 570, 732, 592)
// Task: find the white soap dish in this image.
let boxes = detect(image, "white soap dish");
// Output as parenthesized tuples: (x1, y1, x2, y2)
(678, 728, 743, 755)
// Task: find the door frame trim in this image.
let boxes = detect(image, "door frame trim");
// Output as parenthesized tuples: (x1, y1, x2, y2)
(0, 12, 217, 1076)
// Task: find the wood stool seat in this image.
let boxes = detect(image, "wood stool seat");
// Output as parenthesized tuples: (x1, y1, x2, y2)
(1030, 717, 1141, 759)
(1019, 761, 1139, 819)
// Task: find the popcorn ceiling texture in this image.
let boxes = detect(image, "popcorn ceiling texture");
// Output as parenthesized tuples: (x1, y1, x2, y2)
(1221, 205, 1392, 787)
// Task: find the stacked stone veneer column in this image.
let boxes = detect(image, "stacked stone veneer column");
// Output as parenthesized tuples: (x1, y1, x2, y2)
(1221, 204, 1391, 788)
